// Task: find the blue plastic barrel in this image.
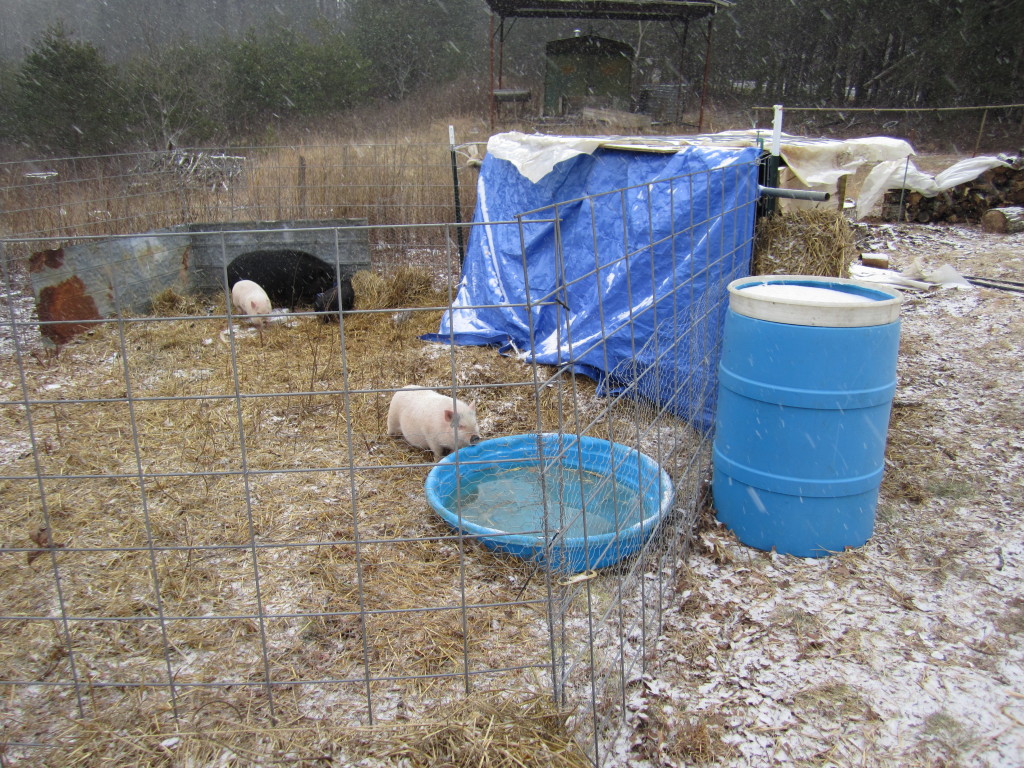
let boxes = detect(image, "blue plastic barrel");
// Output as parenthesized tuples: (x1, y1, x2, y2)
(712, 276, 902, 557)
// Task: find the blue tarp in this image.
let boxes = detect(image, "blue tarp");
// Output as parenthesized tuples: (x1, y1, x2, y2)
(425, 139, 761, 431)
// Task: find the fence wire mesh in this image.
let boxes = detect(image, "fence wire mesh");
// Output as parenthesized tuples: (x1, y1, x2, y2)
(0, 144, 756, 765)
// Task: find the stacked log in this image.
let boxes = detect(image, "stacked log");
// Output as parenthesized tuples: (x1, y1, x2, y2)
(882, 152, 1024, 224)
(981, 206, 1024, 234)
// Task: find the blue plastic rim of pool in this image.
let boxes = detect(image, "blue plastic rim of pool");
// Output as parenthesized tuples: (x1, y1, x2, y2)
(425, 433, 675, 573)
(712, 275, 902, 558)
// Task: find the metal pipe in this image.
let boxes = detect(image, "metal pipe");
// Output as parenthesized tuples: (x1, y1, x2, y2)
(498, 17, 506, 89)
(697, 17, 713, 132)
(972, 107, 989, 158)
(758, 185, 830, 202)
(488, 13, 495, 131)
(771, 104, 783, 156)
(676, 19, 690, 125)
(449, 125, 465, 267)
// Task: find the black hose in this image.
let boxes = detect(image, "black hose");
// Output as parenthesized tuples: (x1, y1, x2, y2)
(965, 276, 1024, 294)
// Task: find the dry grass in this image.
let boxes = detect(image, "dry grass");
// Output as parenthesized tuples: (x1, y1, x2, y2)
(32, 687, 588, 768)
(916, 710, 980, 762)
(752, 209, 857, 277)
(0, 125, 483, 250)
(356, 692, 592, 768)
(351, 266, 442, 310)
(633, 697, 732, 766)
(0, 266, 705, 765)
(792, 681, 880, 724)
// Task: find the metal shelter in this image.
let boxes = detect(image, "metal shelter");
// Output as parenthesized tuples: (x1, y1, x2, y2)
(484, 0, 733, 129)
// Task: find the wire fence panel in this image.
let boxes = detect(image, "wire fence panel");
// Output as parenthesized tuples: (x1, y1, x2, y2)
(0, 145, 756, 766)
(0, 143, 484, 267)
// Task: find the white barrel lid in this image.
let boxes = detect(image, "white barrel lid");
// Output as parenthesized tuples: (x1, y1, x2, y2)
(728, 275, 902, 327)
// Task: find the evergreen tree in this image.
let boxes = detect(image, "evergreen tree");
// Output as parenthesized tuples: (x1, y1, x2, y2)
(13, 24, 129, 155)
(0, 60, 18, 143)
(224, 25, 370, 135)
(344, 0, 487, 99)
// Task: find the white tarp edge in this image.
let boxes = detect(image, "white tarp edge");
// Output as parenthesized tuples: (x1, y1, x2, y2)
(779, 135, 914, 187)
(486, 132, 605, 183)
(850, 260, 973, 291)
(486, 131, 1010, 225)
(856, 155, 1011, 219)
(486, 130, 914, 190)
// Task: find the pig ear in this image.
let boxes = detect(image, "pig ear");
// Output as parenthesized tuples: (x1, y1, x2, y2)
(444, 408, 454, 423)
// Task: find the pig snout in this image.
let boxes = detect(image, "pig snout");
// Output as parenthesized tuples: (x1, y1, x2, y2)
(314, 277, 356, 321)
(387, 385, 480, 462)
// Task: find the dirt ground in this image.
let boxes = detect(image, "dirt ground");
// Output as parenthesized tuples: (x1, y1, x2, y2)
(614, 222, 1024, 767)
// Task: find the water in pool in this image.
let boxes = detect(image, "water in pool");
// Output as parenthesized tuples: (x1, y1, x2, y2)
(450, 464, 643, 537)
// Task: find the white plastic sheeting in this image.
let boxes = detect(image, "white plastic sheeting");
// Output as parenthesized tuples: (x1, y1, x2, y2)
(489, 130, 1015, 222)
(856, 155, 1011, 218)
(487, 129, 914, 190)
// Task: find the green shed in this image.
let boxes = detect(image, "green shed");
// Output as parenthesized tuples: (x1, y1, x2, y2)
(484, 1, 734, 130)
(543, 34, 635, 116)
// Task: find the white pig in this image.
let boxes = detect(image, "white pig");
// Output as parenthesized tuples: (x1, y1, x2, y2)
(230, 279, 272, 327)
(387, 385, 480, 461)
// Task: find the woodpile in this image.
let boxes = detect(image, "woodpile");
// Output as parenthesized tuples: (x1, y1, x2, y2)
(882, 151, 1024, 224)
(981, 206, 1024, 234)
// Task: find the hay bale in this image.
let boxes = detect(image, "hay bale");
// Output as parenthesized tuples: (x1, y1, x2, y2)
(352, 266, 444, 310)
(752, 210, 856, 278)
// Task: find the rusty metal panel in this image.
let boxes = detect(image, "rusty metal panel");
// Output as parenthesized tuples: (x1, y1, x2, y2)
(29, 229, 191, 345)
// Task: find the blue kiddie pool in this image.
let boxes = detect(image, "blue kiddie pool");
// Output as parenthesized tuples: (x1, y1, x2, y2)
(425, 433, 675, 574)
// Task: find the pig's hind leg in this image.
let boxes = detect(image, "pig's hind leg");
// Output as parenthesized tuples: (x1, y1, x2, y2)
(386, 402, 404, 438)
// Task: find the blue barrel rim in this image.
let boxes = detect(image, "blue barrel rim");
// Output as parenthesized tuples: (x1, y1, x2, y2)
(728, 274, 902, 327)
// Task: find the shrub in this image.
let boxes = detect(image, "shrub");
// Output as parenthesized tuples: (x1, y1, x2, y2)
(124, 40, 231, 149)
(224, 26, 370, 136)
(12, 24, 130, 156)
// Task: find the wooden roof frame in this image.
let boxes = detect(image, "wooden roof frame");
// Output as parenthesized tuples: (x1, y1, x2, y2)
(485, 0, 732, 129)
(484, 1, 729, 22)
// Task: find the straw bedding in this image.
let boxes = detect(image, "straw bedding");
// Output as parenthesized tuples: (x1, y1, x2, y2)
(0, 266, 695, 765)
(0, 208, 849, 763)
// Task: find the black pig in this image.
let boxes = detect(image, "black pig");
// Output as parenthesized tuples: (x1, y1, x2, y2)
(312, 278, 356, 322)
(226, 249, 338, 309)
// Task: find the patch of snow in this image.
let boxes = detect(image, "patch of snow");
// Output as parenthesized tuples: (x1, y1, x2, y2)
(615, 223, 1024, 767)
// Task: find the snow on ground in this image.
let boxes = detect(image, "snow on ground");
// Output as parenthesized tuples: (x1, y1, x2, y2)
(617, 223, 1024, 768)
(2, 222, 1020, 766)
